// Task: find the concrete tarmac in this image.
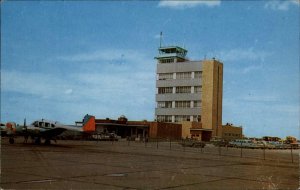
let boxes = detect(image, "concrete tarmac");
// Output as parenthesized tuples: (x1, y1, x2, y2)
(1, 138, 299, 190)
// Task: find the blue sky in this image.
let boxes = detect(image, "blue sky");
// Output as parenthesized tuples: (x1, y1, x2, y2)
(1, 0, 299, 138)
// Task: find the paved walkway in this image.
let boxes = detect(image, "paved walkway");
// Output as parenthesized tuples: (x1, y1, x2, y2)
(1, 138, 299, 189)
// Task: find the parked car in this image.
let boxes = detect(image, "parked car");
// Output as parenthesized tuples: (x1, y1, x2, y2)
(229, 139, 258, 148)
(180, 139, 205, 148)
(211, 140, 229, 147)
(92, 132, 120, 141)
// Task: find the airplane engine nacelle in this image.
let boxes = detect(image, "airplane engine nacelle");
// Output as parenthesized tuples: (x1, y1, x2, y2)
(6, 122, 17, 135)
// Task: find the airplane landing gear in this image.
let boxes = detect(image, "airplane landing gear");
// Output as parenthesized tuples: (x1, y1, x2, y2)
(9, 137, 15, 144)
(34, 137, 41, 145)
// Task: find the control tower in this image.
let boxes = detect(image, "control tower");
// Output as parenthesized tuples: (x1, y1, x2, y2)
(155, 46, 188, 63)
(155, 46, 223, 139)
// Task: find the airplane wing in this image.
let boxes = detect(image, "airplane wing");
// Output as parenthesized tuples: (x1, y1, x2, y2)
(28, 125, 83, 139)
(62, 125, 83, 132)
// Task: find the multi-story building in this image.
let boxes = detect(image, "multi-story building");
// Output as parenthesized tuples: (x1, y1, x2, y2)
(155, 46, 223, 137)
(222, 123, 243, 141)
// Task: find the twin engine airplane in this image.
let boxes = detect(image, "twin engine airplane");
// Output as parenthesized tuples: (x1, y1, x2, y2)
(5, 115, 95, 145)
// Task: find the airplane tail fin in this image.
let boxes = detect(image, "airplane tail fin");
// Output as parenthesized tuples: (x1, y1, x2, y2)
(82, 114, 95, 132)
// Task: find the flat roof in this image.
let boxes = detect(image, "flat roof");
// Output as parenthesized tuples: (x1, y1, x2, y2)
(95, 122, 149, 128)
(158, 46, 188, 52)
(190, 128, 213, 131)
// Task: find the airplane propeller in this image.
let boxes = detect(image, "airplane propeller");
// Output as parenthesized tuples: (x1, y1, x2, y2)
(22, 118, 29, 143)
(23, 118, 27, 132)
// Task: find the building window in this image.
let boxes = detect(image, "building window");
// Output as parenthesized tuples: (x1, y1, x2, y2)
(193, 115, 201, 122)
(157, 115, 172, 122)
(194, 86, 202, 93)
(157, 101, 172, 108)
(175, 86, 191, 93)
(176, 72, 191, 79)
(175, 101, 190, 108)
(194, 101, 202, 108)
(158, 87, 173, 94)
(158, 73, 173, 80)
(194, 71, 202, 78)
(175, 115, 190, 122)
(160, 58, 174, 64)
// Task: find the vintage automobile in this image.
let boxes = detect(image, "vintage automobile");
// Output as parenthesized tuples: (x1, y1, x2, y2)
(229, 139, 261, 148)
(180, 139, 206, 148)
(92, 132, 120, 141)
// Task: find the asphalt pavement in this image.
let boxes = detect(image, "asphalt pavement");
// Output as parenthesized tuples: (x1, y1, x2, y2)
(1, 138, 299, 189)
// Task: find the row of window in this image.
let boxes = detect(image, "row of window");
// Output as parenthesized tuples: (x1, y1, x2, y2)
(175, 101, 190, 108)
(194, 86, 202, 93)
(156, 115, 201, 122)
(158, 87, 173, 94)
(177, 72, 191, 79)
(159, 58, 174, 63)
(33, 121, 55, 128)
(157, 115, 173, 122)
(157, 101, 172, 108)
(176, 86, 191, 93)
(224, 133, 241, 137)
(158, 86, 202, 94)
(158, 73, 173, 80)
(158, 71, 202, 80)
(157, 101, 202, 108)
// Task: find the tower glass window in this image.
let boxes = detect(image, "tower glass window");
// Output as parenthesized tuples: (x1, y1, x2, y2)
(176, 72, 191, 79)
(194, 71, 202, 78)
(159, 58, 174, 64)
(158, 73, 173, 80)
(158, 87, 173, 94)
(175, 101, 191, 108)
(194, 101, 202, 107)
(176, 86, 191, 93)
(157, 115, 172, 122)
(175, 115, 190, 122)
(194, 86, 202, 93)
(157, 101, 172, 108)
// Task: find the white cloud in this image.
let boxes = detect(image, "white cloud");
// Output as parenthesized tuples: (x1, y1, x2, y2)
(1, 70, 71, 99)
(264, 0, 299, 11)
(240, 94, 279, 103)
(1, 48, 156, 121)
(154, 34, 161, 39)
(64, 89, 73, 95)
(158, 0, 221, 9)
(241, 64, 263, 74)
(1, 69, 155, 103)
(59, 49, 135, 62)
(218, 48, 270, 62)
(57, 49, 154, 73)
(1, 68, 156, 121)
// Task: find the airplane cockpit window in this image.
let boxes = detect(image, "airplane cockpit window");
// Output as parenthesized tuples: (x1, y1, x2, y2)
(45, 123, 50, 128)
(51, 124, 55, 128)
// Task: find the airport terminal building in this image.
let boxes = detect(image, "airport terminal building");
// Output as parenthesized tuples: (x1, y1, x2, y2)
(155, 46, 223, 138)
(72, 46, 225, 141)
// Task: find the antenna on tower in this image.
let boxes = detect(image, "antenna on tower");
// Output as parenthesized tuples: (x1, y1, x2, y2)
(183, 29, 186, 49)
(160, 32, 162, 48)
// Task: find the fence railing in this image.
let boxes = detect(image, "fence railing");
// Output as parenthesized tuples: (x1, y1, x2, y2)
(97, 138, 298, 163)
